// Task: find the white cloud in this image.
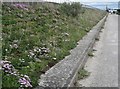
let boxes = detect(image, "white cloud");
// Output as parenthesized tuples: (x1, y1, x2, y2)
(45, 0, 119, 3)
(80, 0, 119, 2)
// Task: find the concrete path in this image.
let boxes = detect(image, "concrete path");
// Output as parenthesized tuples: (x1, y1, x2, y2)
(78, 14, 118, 87)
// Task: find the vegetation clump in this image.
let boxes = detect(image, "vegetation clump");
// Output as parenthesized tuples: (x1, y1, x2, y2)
(78, 68, 90, 79)
(60, 2, 82, 17)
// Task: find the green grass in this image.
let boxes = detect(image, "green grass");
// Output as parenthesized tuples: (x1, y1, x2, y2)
(2, 2, 106, 88)
(78, 68, 90, 80)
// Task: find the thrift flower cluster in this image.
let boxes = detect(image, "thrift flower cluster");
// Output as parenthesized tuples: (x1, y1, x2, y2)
(1, 61, 17, 76)
(0, 60, 32, 88)
(13, 3, 28, 11)
(19, 75, 32, 88)
(28, 47, 50, 60)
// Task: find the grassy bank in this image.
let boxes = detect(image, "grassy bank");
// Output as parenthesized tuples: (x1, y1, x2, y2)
(2, 2, 106, 88)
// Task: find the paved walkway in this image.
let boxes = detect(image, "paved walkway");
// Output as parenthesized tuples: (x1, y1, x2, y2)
(78, 14, 118, 87)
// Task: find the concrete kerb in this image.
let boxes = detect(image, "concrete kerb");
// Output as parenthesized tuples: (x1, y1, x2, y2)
(36, 16, 107, 89)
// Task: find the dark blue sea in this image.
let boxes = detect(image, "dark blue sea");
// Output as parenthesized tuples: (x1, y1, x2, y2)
(81, 2, 119, 10)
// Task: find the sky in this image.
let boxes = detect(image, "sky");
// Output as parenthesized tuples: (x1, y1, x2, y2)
(45, 0, 119, 9)
(45, 0, 120, 3)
